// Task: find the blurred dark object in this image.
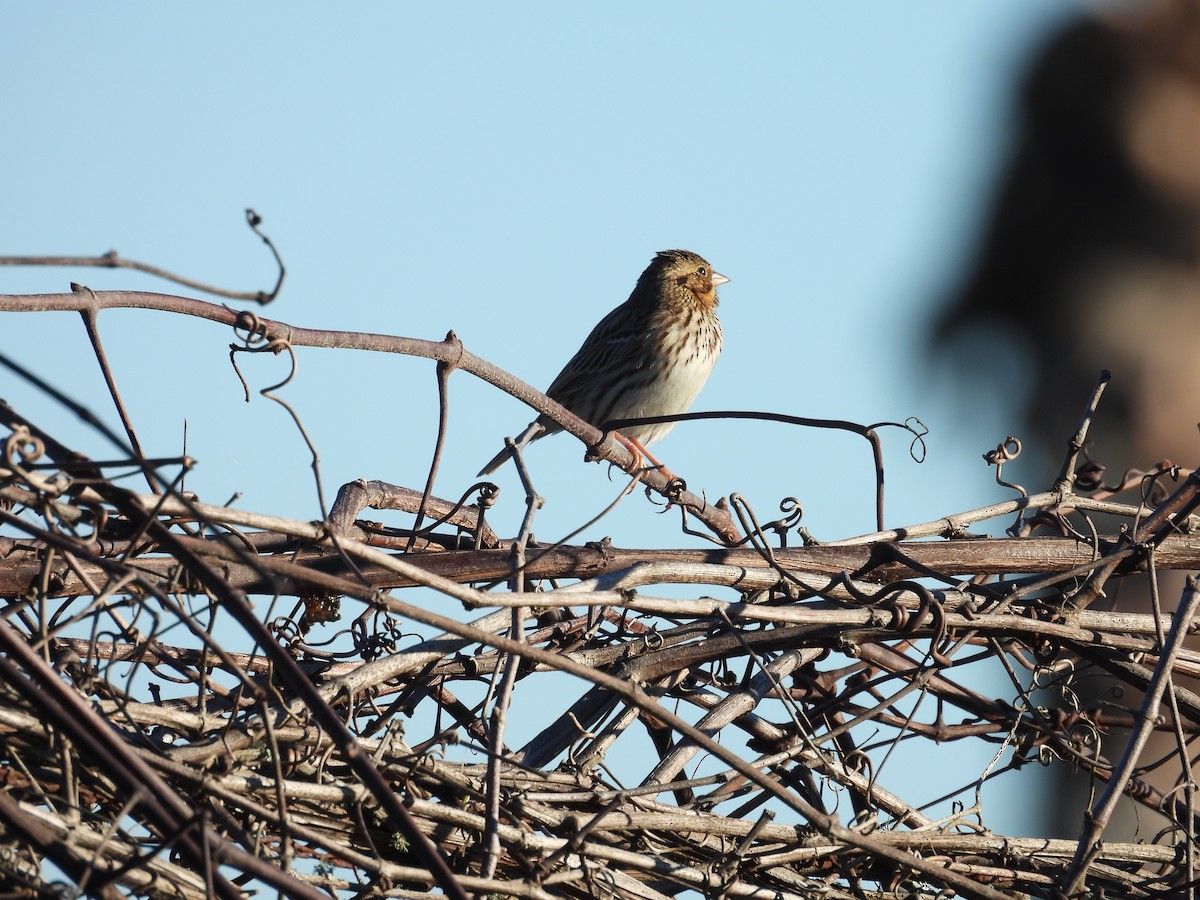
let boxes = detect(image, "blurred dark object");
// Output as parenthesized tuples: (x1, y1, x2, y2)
(937, 0, 1200, 464)
(935, 0, 1200, 842)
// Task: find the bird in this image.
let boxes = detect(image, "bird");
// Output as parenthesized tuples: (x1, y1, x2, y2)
(478, 248, 728, 478)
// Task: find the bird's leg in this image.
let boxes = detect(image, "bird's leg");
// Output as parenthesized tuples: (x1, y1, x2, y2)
(615, 432, 677, 482)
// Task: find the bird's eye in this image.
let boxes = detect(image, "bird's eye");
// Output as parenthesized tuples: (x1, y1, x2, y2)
(697, 266, 707, 276)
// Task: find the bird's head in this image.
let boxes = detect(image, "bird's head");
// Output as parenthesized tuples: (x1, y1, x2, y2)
(640, 249, 729, 312)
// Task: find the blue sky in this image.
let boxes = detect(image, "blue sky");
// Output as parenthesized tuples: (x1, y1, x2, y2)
(2, 3, 1089, 834)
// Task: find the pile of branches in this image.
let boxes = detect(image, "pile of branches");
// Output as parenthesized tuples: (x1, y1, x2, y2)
(3, 273, 1200, 899)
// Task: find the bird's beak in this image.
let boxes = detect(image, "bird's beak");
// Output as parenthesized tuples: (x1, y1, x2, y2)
(711, 271, 730, 287)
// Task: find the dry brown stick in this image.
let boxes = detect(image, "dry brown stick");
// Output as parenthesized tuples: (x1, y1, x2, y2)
(77, 304, 159, 495)
(1052, 369, 1110, 493)
(642, 649, 811, 786)
(406, 332, 459, 554)
(16, 527, 1200, 601)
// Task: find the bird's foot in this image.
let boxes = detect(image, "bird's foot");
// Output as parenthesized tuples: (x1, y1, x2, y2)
(617, 433, 677, 481)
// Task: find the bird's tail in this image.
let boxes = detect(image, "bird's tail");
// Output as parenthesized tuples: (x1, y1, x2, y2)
(477, 420, 547, 476)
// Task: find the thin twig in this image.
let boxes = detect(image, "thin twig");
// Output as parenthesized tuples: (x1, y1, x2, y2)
(0, 209, 285, 304)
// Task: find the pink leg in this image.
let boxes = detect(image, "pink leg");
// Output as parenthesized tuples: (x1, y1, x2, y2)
(615, 433, 677, 481)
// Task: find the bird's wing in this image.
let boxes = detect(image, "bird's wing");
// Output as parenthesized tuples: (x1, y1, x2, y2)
(542, 301, 652, 406)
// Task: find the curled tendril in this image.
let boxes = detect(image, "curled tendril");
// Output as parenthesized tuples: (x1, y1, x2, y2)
(244, 208, 287, 305)
(358, 630, 400, 662)
(1141, 465, 1183, 509)
(983, 436, 1022, 466)
(777, 496, 803, 518)
(476, 482, 500, 508)
(664, 476, 688, 504)
(843, 748, 872, 779)
(905, 416, 929, 463)
(831, 575, 952, 666)
(281, 623, 376, 662)
(472, 482, 500, 549)
(639, 628, 664, 652)
(228, 312, 295, 403)
(727, 494, 810, 588)
(4, 426, 44, 467)
(1032, 658, 1073, 690)
(1037, 744, 1061, 766)
(404, 482, 505, 542)
(1067, 719, 1100, 749)
(61, 500, 108, 543)
(1033, 636, 1061, 665)
(350, 612, 413, 662)
(231, 310, 270, 348)
(270, 616, 303, 652)
(983, 435, 1028, 501)
(767, 497, 805, 547)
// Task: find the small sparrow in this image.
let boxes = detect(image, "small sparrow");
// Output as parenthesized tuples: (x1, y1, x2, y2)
(478, 249, 728, 477)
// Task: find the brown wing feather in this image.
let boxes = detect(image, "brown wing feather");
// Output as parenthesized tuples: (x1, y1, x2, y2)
(542, 300, 654, 409)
